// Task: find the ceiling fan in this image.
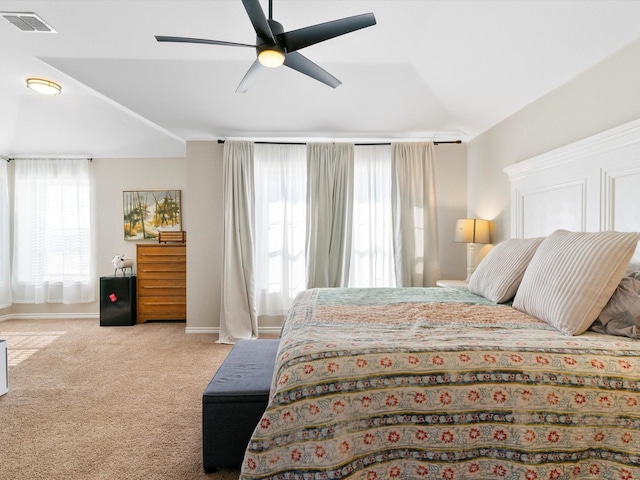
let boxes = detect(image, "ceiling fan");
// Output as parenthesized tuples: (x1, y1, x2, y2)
(155, 0, 376, 93)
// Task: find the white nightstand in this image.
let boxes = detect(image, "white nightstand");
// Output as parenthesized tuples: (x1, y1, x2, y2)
(436, 280, 469, 289)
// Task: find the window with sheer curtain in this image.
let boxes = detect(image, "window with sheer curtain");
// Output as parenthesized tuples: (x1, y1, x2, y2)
(0, 160, 10, 308)
(253, 144, 396, 315)
(253, 144, 307, 316)
(12, 159, 95, 304)
(349, 145, 396, 288)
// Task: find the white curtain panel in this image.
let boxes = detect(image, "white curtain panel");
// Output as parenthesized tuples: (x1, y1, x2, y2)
(254, 143, 307, 316)
(0, 160, 10, 308)
(305, 143, 354, 288)
(218, 141, 258, 344)
(349, 145, 396, 288)
(12, 159, 94, 304)
(391, 142, 440, 287)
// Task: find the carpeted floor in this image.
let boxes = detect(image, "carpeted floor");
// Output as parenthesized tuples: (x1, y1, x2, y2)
(0, 318, 247, 480)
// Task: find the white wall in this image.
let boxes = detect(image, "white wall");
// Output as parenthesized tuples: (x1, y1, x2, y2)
(468, 37, 640, 245)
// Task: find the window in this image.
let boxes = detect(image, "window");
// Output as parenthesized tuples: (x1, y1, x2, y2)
(12, 159, 94, 304)
(349, 145, 395, 288)
(254, 144, 307, 316)
(253, 144, 396, 315)
(0, 160, 10, 308)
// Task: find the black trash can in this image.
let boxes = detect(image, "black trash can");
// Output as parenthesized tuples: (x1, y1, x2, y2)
(100, 276, 137, 326)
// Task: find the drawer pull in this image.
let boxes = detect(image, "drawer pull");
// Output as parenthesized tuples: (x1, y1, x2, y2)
(139, 269, 185, 273)
(141, 286, 184, 289)
(141, 301, 186, 306)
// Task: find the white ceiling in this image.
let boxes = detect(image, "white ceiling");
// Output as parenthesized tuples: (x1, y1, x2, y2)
(2, 0, 640, 158)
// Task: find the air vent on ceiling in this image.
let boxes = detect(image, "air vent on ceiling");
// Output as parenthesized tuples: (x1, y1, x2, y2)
(1, 12, 56, 33)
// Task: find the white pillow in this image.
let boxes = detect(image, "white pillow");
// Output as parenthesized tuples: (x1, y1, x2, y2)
(512, 229, 640, 336)
(468, 237, 544, 303)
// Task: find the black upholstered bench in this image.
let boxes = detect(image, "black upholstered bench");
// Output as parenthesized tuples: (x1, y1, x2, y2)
(202, 338, 279, 473)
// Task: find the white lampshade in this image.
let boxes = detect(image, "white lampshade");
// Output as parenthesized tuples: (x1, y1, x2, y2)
(454, 218, 491, 244)
(455, 218, 492, 281)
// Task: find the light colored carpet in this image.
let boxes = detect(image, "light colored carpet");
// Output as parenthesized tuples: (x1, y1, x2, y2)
(0, 318, 249, 480)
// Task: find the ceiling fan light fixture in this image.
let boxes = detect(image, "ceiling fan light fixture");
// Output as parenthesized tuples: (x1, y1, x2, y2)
(258, 48, 285, 68)
(26, 77, 61, 95)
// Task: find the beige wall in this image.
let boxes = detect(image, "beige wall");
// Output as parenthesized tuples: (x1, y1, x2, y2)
(184, 141, 224, 331)
(434, 143, 468, 281)
(468, 37, 640, 246)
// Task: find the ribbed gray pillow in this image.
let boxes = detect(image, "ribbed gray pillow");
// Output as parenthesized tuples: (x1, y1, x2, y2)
(590, 276, 640, 338)
(468, 237, 544, 303)
(512, 230, 640, 336)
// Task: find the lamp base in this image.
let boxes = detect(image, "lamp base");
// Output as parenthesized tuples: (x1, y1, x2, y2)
(465, 243, 476, 282)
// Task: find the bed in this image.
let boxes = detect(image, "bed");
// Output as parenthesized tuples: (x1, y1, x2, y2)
(240, 120, 640, 479)
(240, 282, 640, 479)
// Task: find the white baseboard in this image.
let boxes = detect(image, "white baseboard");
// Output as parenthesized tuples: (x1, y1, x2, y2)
(184, 326, 218, 334)
(0, 314, 281, 337)
(257, 326, 283, 335)
(184, 326, 282, 335)
(1, 313, 99, 321)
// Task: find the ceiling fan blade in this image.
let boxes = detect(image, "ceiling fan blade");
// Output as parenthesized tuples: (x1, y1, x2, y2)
(236, 59, 264, 93)
(241, 0, 275, 42)
(155, 36, 255, 48)
(278, 13, 376, 52)
(283, 52, 341, 89)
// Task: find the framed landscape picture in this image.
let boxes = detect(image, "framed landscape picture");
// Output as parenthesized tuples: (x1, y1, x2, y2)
(123, 190, 181, 240)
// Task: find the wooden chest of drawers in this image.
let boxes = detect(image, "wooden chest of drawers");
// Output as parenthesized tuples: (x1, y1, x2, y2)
(136, 244, 186, 323)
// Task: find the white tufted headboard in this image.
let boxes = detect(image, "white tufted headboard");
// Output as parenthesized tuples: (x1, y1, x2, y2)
(504, 118, 640, 263)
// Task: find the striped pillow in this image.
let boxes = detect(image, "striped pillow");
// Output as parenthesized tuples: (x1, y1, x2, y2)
(468, 237, 544, 303)
(512, 229, 640, 335)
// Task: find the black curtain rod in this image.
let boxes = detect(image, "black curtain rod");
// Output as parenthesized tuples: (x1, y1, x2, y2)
(5, 157, 93, 162)
(217, 140, 462, 146)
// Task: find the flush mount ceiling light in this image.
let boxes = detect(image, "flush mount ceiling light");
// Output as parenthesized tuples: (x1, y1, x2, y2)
(26, 77, 61, 95)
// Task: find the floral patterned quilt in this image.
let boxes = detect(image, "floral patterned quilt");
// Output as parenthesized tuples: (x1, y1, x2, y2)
(240, 288, 640, 480)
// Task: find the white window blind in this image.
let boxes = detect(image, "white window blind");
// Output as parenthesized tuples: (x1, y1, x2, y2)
(12, 159, 95, 304)
(0, 160, 10, 308)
